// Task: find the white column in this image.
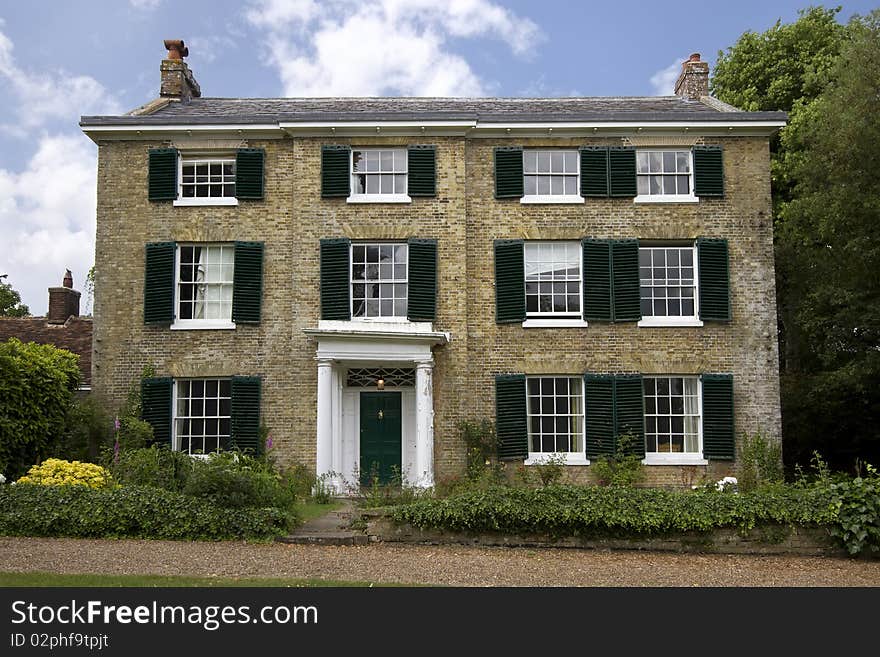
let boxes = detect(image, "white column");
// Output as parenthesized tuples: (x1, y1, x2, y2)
(329, 365, 344, 493)
(414, 358, 435, 488)
(315, 358, 334, 486)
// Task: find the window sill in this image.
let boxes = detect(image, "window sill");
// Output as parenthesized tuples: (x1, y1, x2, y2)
(346, 194, 412, 204)
(642, 455, 708, 466)
(522, 319, 589, 328)
(173, 197, 239, 207)
(638, 318, 704, 328)
(525, 454, 590, 466)
(633, 195, 699, 204)
(520, 195, 584, 205)
(171, 321, 236, 330)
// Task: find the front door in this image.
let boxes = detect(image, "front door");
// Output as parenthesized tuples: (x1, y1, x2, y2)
(359, 392, 402, 485)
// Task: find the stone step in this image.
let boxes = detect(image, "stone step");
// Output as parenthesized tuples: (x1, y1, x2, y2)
(277, 532, 370, 546)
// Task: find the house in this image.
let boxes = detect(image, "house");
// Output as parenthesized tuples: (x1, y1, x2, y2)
(80, 41, 785, 490)
(0, 271, 93, 391)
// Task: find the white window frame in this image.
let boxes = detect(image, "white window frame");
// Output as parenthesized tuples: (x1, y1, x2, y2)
(522, 241, 587, 328)
(524, 375, 589, 466)
(171, 243, 236, 330)
(172, 378, 232, 456)
(634, 148, 698, 204)
(642, 375, 708, 465)
(521, 149, 584, 204)
(173, 155, 239, 207)
(347, 148, 411, 204)
(350, 242, 409, 322)
(637, 243, 704, 328)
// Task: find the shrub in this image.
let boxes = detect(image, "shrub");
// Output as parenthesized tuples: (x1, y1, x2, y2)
(392, 484, 836, 539)
(109, 445, 195, 492)
(58, 396, 110, 462)
(591, 434, 646, 487)
(739, 432, 784, 492)
(16, 458, 114, 489)
(183, 451, 294, 510)
(810, 462, 880, 555)
(460, 419, 499, 482)
(0, 483, 293, 540)
(281, 462, 317, 501)
(0, 338, 80, 479)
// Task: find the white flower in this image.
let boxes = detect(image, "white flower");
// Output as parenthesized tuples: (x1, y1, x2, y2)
(715, 476, 738, 491)
(0, 474, 5, 484)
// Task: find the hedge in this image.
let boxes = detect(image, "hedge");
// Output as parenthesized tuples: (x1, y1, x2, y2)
(0, 484, 294, 541)
(392, 485, 838, 539)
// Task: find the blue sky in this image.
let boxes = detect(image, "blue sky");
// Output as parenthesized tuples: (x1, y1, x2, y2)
(0, 0, 875, 314)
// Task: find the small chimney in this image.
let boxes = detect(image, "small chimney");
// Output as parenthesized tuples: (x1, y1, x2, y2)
(160, 39, 201, 103)
(674, 53, 709, 100)
(47, 270, 81, 324)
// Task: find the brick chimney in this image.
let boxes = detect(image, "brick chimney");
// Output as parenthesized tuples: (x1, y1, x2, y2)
(160, 39, 201, 103)
(47, 269, 81, 324)
(674, 53, 709, 100)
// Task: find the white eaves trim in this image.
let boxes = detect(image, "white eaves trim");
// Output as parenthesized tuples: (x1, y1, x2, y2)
(82, 118, 786, 141)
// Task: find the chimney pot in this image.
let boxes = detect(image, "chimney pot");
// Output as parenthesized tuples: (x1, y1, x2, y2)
(63, 269, 73, 289)
(160, 38, 201, 103)
(674, 52, 710, 100)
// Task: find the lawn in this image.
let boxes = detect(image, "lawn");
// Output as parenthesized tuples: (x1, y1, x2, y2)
(296, 500, 342, 523)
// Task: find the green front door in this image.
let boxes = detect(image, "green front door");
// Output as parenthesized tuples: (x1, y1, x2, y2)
(360, 392, 402, 486)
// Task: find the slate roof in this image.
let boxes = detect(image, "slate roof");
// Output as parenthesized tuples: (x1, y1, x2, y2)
(0, 317, 93, 387)
(80, 96, 786, 126)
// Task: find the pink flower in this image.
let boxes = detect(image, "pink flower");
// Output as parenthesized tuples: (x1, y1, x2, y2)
(114, 416, 121, 431)
(265, 435, 274, 451)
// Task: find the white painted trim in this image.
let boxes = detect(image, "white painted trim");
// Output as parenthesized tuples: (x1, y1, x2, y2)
(638, 318, 704, 328)
(82, 123, 282, 132)
(477, 121, 787, 130)
(525, 453, 590, 466)
(173, 197, 239, 207)
(346, 194, 412, 204)
(318, 319, 433, 332)
(520, 195, 584, 204)
(634, 194, 700, 204)
(280, 120, 478, 129)
(643, 454, 709, 466)
(522, 319, 588, 328)
(171, 321, 236, 330)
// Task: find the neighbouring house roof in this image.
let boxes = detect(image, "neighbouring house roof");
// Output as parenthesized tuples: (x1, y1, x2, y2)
(0, 316, 93, 387)
(80, 95, 787, 127)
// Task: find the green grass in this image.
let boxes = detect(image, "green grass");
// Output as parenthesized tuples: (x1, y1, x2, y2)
(296, 500, 342, 523)
(0, 571, 401, 587)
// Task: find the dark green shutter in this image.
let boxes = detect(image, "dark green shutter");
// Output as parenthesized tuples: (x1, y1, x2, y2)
(583, 239, 612, 321)
(407, 238, 437, 321)
(320, 238, 351, 320)
(495, 374, 528, 460)
(580, 146, 610, 197)
(701, 374, 735, 460)
(235, 148, 265, 200)
(407, 145, 436, 197)
(693, 146, 724, 197)
(494, 239, 525, 323)
(608, 147, 637, 197)
(611, 239, 641, 322)
(613, 375, 646, 457)
(144, 242, 175, 324)
(232, 241, 264, 324)
(697, 238, 731, 321)
(585, 374, 615, 458)
(494, 147, 524, 199)
(141, 377, 172, 445)
(148, 148, 177, 201)
(231, 376, 262, 454)
(321, 145, 350, 197)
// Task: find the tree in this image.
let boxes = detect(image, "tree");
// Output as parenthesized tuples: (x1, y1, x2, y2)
(776, 11, 880, 470)
(0, 338, 81, 478)
(0, 274, 30, 317)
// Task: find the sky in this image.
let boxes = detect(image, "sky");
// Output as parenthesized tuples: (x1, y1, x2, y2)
(0, 0, 875, 315)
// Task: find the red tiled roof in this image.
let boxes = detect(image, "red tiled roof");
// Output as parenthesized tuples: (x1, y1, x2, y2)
(0, 316, 93, 387)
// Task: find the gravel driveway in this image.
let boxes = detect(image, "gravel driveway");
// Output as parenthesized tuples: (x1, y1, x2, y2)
(2, 537, 879, 586)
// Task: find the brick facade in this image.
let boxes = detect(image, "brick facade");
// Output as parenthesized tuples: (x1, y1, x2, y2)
(90, 127, 780, 488)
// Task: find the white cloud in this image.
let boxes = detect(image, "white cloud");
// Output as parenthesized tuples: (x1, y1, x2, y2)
(129, 0, 162, 9)
(650, 57, 686, 96)
(245, 0, 542, 96)
(0, 134, 97, 315)
(0, 25, 122, 135)
(188, 35, 239, 64)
